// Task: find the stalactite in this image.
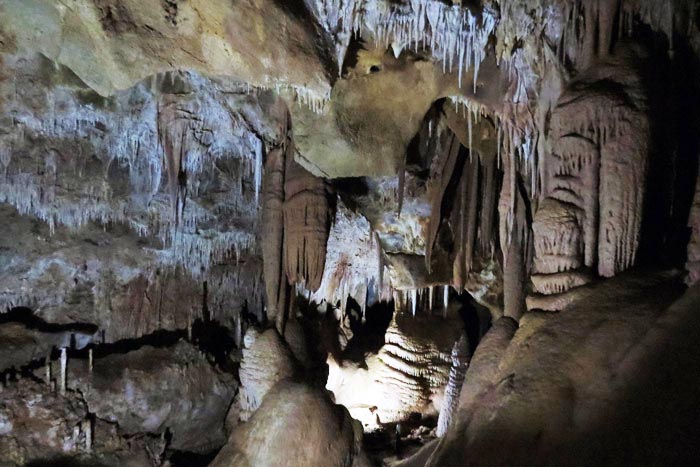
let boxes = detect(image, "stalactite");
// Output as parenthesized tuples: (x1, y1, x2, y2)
(479, 152, 497, 254)
(499, 151, 528, 320)
(426, 134, 461, 272)
(464, 156, 479, 273)
(454, 159, 469, 289)
(530, 45, 649, 309)
(262, 144, 287, 324)
(283, 156, 330, 293)
(436, 334, 470, 437)
(157, 98, 190, 226)
(397, 154, 406, 217)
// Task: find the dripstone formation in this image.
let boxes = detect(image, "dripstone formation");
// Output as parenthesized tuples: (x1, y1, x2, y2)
(1, 1, 699, 466)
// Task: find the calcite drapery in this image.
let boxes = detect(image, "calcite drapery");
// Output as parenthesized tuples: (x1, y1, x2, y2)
(529, 46, 650, 310)
(283, 157, 330, 293)
(261, 120, 331, 331)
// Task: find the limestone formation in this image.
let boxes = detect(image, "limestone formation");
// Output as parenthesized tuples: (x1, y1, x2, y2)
(1, 0, 700, 465)
(436, 334, 470, 437)
(211, 382, 367, 467)
(529, 45, 651, 310)
(237, 328, 297, 422)
(326, 307, 463, 427)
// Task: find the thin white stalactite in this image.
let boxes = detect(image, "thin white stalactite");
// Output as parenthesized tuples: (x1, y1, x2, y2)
(411, 288, 417, 316)
(313, 0, 496, 91)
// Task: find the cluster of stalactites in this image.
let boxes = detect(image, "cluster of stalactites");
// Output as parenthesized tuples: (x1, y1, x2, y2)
(424, 99, 532, 317)
(310, 0, 497, 90)
(391, 285, 451, 317)
(302, 203, 385, 319)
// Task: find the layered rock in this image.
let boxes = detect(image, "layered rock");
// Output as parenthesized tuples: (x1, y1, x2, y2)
(0, 318, 95, 373)
(237, 328, 297, 422)
(0, 0, 334, 97)
(327, 307, 463, 428)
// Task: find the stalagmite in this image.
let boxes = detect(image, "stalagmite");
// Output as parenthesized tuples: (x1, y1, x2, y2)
(84, 418, 93, 452)
(437, 334, 470, 437)
(60, 347, 67, 396)
(443, 285, 449, 310)
(89, 349, 93, 374)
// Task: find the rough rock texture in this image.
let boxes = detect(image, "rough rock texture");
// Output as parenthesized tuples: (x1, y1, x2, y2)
(687, 173, 700, 285)
(237, 328, 297, 422)
(0, 0, 334, 97)
(0, 379, 157, 466)
(327, 307, 463, 427)
(530, 45, 650, 310)
(211, 382, 368, 467)
(408, 270, 700, 467)
(297, 50, 505, 177)
(70, 340, 236, 452)
(0, 379, 89, 465)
